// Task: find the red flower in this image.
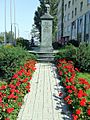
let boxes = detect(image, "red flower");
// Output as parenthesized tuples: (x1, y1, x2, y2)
(72, 114, 78, 120)
(8, 94, 16, 99)
(17, 70, 23, 76)
(59, 71, 63, 76)
(25, 70, 31, 76)
(0, 85, 7, 90)
(83, 92, 87, 97)
(88, 102, 90, 105)
(64, 95, 70, 101)
(66, 85, 70, 89)
(80, 98, 86, 106)
(0, 98, 2, 103)
(28, 89, 30, 92)
(71, 85, 77, 91)
(10, 89, 16, 93)
(9, 84, 16, 89)
(0, 92, 2, 95)
(87, 109, 90, 116)
(5, 103, 8, 107)
(69, 76, 75, 82)
(3, 94, 7, 97)
(65, 76, 70, 83)
(30, 76, 32, 80)
(75, 68, 80, 72)
(77, 90, 83, 99)
(68, 60, 73, 64)
(27, 82, 30, 86)
(78, 78, 89, 85)
(12, 74, 18, 79)
(76, 109, 81, 115)
(68, 89, 72, 94)
(6, 108, 14, 113)
(15, 89, 19, 93)
(16, 81, 21, 86)
(64, 72, 68, 74)
(67, 100, 72, 104)
(23, 78, 28, 83)
(18, 102, 22, 107)
(25, 85, 30, 90)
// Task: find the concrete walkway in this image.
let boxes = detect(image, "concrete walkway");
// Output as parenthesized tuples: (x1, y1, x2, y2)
(17, 63, 72, 120)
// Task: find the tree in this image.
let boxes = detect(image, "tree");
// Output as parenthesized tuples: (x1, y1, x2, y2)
(6, 31, 14, 43)
(34, 2, 46, 42)
(16, 37, 31, 50)
(0, 32, 4, 43)
(0, 32, 14, 44)
(46, 0, 58, 42)
(30, 24, 40, 42)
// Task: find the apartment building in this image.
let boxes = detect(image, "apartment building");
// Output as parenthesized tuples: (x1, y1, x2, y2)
(57, 0, 64, 42)
(57, 0, 90, 43)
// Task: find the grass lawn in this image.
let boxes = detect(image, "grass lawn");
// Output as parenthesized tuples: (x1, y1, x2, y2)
(77, 72, 90, 101)
(77, 72, 90, 83)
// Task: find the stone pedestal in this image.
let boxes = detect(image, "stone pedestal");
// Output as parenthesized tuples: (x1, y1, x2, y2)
(40, 20, 53, 52)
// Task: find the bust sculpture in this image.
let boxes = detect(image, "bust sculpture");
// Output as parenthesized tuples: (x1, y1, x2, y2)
(45, 4, 50, 14)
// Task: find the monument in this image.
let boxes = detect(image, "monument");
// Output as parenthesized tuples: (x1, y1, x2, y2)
(40, 4, 53, 52)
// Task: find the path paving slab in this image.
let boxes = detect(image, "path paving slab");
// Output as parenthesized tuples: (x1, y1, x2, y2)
(17, 63, 72, 120)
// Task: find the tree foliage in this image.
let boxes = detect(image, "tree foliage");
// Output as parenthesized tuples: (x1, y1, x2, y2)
(30, 24, 39, 41)
(16, 37, 31, 50)
(0, 32, 14, 44)
(34, 2, 46, 41)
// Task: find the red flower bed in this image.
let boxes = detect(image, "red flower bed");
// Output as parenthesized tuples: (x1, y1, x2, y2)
(57, 59, 90, 120)
(0, 60, 36, 120)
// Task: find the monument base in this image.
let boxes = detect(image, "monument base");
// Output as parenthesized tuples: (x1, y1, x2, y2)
(40, 46, 53, 53)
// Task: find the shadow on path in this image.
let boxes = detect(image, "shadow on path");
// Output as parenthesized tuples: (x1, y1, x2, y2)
(51, 64, 73, 120)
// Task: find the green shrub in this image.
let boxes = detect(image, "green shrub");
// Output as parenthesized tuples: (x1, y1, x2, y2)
(55, 44, 90, 72)
(55, 44, 77, 63)
(52, 42, 62, 50)
(0, 46, 37, 81)
(16, 38, 31, 50)
(0, 60, 36, 120)
(4, 43, 14, 48)
(76, 44, 90, 72)
(67, 39, 80, 47)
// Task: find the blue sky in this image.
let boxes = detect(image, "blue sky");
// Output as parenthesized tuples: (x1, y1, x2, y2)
(0, 0, 40, 39)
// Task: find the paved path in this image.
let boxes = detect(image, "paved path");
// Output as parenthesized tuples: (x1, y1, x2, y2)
(17, 63, 72, 120)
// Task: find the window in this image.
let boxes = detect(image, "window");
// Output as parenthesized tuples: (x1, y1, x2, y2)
(64, 15, 67, 22)
(68, 1, 71, 8)
(68, 13, 70, 20)
(67, 25, 71, 32)
(85, 13, 89, 40)
(75, 8, 77, 16)
(72, 11, 74, 18)
(72, 0, 74, 5)
(80, 2, 83, 11)
(64, 27, 67, 34)
(65, 4, 67, 11)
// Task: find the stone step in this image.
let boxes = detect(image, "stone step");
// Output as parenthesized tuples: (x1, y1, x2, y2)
(37, 53, 54, 62)
(28, 49, 59, 62)
(38, 55, 54, 58)
(37, 58, 54, 62)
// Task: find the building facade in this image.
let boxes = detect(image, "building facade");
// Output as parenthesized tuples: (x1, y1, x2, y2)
(57, 0, 64, 42)
(57, 0, 90, 44)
